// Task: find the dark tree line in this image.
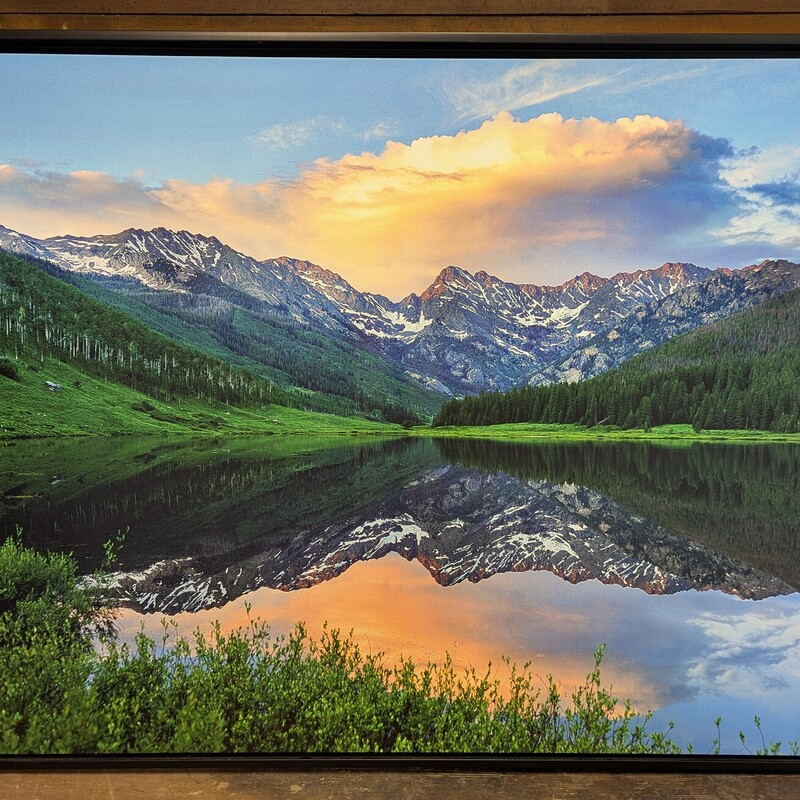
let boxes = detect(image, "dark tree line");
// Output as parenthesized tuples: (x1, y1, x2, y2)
(434, 288, 800, 433)
(0, 252, 283, 408)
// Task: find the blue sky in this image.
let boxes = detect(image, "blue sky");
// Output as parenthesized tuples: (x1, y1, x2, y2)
(2, 55, 800, 297)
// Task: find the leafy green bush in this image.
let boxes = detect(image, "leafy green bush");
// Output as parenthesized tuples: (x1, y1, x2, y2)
(14, 617, 680, 755)
(0, 534, 118, 752)
(0, 356, 19, 381)
(0, 538, 796, 755)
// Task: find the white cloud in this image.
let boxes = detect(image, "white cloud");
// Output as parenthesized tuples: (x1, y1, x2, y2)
(249, 116, 396, 152)
(361, 120, 394, 141)
(720, 145, 800, 190)
(249, 114, 346, 150)
(713, 145, 800, 247)
(446, 61, 721, 124)
(688, 601, 800, 699)
(604, 64, 715, 95)
(447, 60, 616, 122)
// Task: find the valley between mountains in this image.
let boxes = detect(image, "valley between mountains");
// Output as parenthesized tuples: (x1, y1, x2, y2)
(3, 223, 800, 615)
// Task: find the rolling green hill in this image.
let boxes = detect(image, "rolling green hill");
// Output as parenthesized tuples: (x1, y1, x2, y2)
(11, 253, 442, 424)
(434, 287, 800, 433)
(0, 252, 405, 438)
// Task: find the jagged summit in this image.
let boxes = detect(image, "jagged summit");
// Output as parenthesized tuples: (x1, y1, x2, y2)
(2, 222, 799, 396)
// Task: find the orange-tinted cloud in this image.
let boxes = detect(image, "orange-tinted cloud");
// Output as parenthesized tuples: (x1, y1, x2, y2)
(0, 113, 733, 297)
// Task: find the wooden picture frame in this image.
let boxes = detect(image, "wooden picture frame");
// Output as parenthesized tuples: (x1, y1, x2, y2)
(2, 4, 800, 798)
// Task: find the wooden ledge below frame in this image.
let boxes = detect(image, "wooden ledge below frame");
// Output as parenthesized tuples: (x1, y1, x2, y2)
(2, 770, 799, 799)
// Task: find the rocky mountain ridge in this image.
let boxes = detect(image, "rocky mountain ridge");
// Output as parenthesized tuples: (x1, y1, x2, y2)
(3, 223, 799, 396)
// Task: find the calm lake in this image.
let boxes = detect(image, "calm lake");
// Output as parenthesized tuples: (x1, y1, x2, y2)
(3, 434, 800, 752)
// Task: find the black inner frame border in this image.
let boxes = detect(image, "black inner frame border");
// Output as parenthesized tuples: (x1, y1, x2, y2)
(0, 30, 799, 774)
(3, 32, 800, 57)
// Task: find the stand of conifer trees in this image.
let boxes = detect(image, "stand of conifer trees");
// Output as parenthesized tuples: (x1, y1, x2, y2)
(434, 289, 800, 433)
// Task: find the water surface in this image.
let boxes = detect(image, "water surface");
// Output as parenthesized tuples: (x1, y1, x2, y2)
(3, 434, 799, 751)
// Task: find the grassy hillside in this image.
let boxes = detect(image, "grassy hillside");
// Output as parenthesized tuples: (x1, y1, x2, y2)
(434, 288, 800, 433)
(0, 354, 402, 439)
(10, 253, 442, 423)
(0, 250, 424, 437)
(0, 251, 287, 408)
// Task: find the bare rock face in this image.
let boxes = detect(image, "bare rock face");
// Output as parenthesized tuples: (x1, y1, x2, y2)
(531, 260, 800, 386)
(2, 224, 799, 396)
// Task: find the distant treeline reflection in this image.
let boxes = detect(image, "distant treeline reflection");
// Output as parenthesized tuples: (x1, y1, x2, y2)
(435, 438, 800, 590)
(3, 437, 439, 572)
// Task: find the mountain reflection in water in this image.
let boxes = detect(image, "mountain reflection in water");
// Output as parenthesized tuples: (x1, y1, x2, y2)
(6, 434, 800, 750)
(3, 435, 798, 613)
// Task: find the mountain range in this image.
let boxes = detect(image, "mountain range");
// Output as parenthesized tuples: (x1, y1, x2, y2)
(2, 223, 800, 400)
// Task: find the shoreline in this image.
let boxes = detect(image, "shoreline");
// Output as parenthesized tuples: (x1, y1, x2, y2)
(4, 421, 800, 445)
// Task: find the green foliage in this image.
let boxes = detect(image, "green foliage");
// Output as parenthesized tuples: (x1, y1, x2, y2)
(1, 538, 794, 756)
(0, 356, 19, 381)
(0, 615, 681, 754)
(0, 251, 278, 409)
(434, 288, 800, 433)
(0, 351, 404, 439)
(0, 537, 685, 755)
(5, 251, 439, 425)
(0, 534, 117, 752)
(739, 716, 799, 757)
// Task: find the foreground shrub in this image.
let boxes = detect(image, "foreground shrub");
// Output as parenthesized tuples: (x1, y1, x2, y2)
(2, 612, 683, 755)
(0, 538, 795, 755)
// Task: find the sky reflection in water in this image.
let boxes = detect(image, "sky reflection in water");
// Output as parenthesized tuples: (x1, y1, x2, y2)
(117, 551, 800, 752)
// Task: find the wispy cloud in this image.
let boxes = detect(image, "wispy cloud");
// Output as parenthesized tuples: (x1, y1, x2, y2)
(604, 64, 714, 95)
(361, 120, 395, 141)
(249, 116, 397, 151)
(249, 114, 346, 150)
(446, 61, 616, 122)
(446, 61, 717, 123)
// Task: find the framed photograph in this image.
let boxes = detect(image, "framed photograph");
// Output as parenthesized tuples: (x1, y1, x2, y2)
(1, 33, 799, 772)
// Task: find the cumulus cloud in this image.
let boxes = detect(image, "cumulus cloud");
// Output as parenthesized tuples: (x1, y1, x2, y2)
(253, 111, 736, 294)
(0, 112, 744, 297)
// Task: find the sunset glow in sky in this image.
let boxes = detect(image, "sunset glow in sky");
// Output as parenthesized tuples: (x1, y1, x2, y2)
(2, 55, 800, 298)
